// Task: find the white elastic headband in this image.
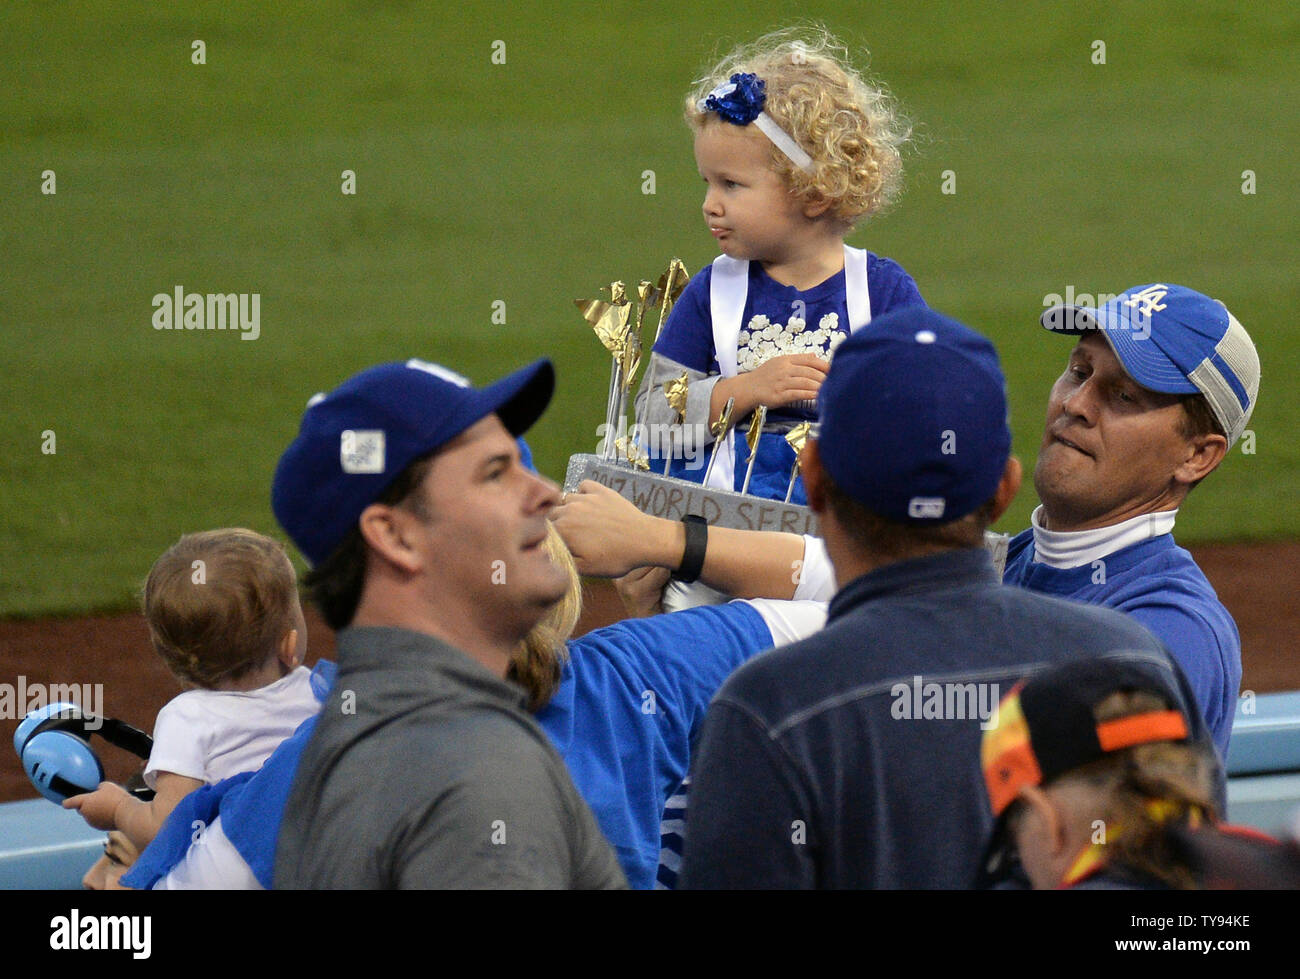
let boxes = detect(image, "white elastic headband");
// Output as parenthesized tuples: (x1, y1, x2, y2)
(697, 78, 814, 173)
(752, 112, 814, 172)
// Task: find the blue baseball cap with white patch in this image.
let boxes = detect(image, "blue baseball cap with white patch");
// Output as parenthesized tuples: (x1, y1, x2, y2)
(272, 357, 554, 565)
(1041, 284, 1259, 448)
(817, 307, 1012, 524)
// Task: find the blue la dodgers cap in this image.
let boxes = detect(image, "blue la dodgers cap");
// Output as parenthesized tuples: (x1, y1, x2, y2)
(1041, 284, 1259, 448)
(272, 357, 554, 565)
(816, 307, 1012, 524)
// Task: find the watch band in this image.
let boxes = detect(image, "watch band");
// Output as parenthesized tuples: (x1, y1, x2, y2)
(672, 514, 709, 583)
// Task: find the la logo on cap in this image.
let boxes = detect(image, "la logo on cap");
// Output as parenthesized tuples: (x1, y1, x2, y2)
(1122, 285, 1169, 319)
(341, 429, 385, 474)
(908, 497, 946, 519)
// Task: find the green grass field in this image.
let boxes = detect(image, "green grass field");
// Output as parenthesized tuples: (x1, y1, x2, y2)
(3, 1, 1298, 616)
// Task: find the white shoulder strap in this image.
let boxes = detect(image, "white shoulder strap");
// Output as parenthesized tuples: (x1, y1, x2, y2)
(706, 255, 749, 489)
(843, 244, 871, 332)
(705, 251, 865, 490)
(710, 255, 749, 377)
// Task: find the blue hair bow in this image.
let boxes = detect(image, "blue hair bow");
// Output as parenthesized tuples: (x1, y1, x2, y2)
(700, 72, 767, 125)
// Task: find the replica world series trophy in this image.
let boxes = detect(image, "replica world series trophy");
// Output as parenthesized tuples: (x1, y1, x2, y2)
(564, 259, 1009, 575)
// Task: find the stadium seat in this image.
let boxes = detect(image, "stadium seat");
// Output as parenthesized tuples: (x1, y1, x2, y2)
(0, 798, 107, 889)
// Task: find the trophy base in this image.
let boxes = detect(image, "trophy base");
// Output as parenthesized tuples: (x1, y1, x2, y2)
(564, 453, 816, 536)
(562, 453, 1010, 578)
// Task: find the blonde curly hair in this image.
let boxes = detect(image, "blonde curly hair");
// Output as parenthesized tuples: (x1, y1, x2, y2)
(686, 26, 911, 226)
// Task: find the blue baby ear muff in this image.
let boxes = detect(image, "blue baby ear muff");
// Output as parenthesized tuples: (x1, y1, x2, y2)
(14, 702, 154, 804)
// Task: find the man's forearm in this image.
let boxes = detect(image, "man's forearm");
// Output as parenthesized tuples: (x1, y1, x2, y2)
(554, 480, 806, 596)
(696, 526, 802, 599)
(642, 518, 803, 600)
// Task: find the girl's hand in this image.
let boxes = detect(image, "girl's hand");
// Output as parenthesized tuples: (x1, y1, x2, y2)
(738, 354, 828, 410)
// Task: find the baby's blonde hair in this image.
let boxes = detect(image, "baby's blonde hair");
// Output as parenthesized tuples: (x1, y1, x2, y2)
(143, 528, 299, 689)
(686, 26, 911, 226)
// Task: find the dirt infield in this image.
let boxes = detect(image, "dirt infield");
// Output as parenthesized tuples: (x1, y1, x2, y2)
(3, 540, 1297, 804)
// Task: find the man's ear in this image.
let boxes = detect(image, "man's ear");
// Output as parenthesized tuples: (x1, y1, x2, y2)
(357, 503, 424, 575)
(1174, 432, 1228, 487)
(801, 440, 828, 514)
(989, 456, 1023, 524)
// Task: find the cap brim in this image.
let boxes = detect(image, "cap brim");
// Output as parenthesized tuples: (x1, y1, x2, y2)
(477, 359, 555, 436)
(1039, 305, 1200, 396)
(1040, 304, 1100, 336)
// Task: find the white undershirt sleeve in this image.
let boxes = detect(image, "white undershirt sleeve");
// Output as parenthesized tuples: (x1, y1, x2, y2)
(738, 598, 828, 647)
(793, 535, 836, 603)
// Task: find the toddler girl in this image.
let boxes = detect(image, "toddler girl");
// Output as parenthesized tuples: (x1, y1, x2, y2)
(640, 27, 926, 505)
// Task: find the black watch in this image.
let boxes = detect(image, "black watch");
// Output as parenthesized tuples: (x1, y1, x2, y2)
(672, 515, 709, 583)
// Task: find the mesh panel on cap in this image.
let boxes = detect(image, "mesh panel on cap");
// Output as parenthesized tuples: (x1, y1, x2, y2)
(1217, 313, 1260, 426)
(1188, 313, 1258, 446)
(1188, 360, 1245, 445)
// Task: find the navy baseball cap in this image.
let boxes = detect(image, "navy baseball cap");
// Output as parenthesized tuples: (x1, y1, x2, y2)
(272, 357, 554, 565)
(1041, 284, 1259, 448)
(817, 307, 1012, 523)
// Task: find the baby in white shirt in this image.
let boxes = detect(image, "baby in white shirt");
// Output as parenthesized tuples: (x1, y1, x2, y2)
(64, 528, 320, 852)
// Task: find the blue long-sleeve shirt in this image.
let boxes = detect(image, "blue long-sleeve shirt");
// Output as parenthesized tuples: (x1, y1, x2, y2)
(1002, 530, 1240, 758)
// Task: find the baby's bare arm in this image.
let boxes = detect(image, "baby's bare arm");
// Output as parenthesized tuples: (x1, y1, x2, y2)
(64, 771, 204, 852)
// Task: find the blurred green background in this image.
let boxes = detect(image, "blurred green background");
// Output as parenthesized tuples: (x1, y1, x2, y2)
(2, 1, 1297, 615)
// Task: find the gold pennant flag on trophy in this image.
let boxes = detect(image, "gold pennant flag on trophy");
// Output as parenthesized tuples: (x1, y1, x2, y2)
(784, 421, 812, 457)
(576, 263, 692, 468)
(746, 407, 766, 456)
(576, 282, 635, 461)
(663, 372, 690, 476)
(651, 259, 689, 344)
(782, 420, 813, 503)
(665, 371, 689, 423)
(621, 280, 657, 390)
(711, 398, 735, 440)
(635, 259, 689, 439)
(740, 404, 768, 496)
(575, 288, 633, 357)
(615, 437, 650, 471)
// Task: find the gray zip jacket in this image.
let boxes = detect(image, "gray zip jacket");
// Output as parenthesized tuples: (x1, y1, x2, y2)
(275, 626, 626, 889)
